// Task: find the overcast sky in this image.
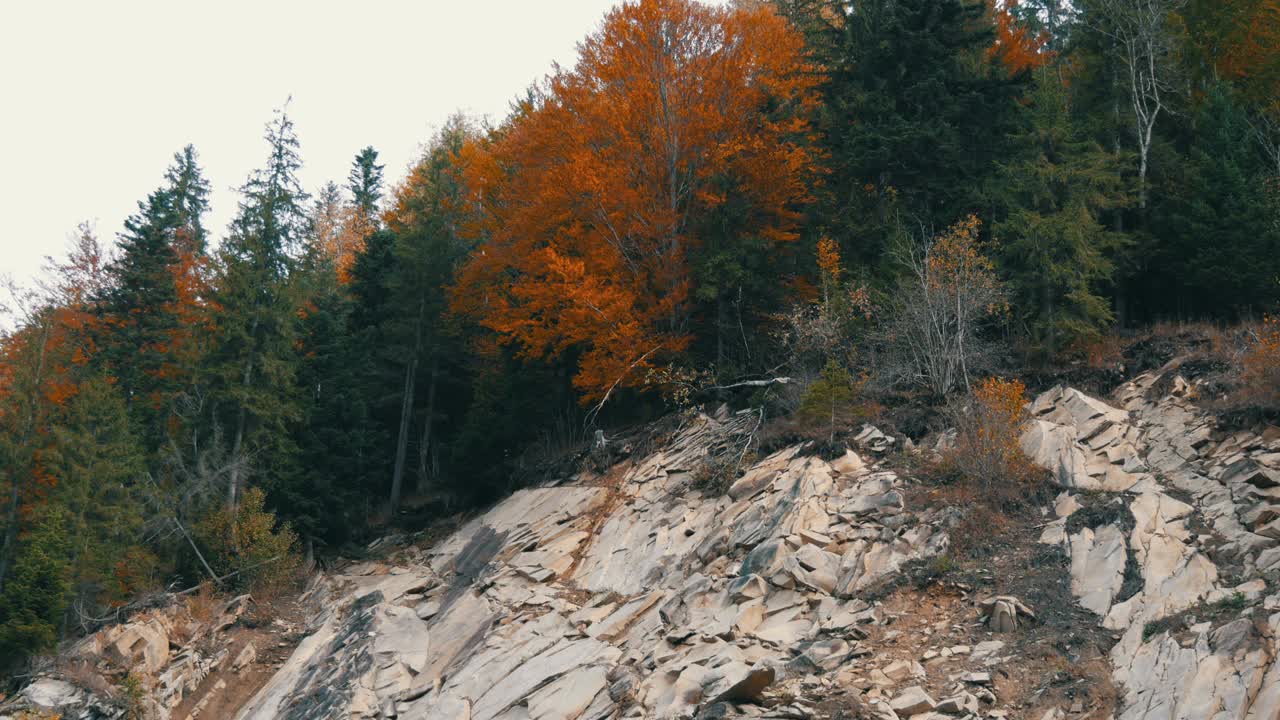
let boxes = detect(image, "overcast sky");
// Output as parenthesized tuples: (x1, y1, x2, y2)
(0, 0, 667, 300)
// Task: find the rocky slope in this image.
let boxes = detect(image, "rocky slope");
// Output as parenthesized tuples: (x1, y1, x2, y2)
(5, 359, 1279, 720)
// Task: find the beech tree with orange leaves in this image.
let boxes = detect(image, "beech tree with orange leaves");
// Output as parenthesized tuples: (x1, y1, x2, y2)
(453, 0, 818, 403)
(988, 0, 1054, 76)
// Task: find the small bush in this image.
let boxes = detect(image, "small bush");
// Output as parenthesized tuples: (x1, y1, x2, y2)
(1240, 315, 1280, 408)
(941, 377, 1041, 505)
(184, 583, 218, 624)
(797, 360, 873, 443)
(195, 488, 300, 597)
(117, 673, 145, 720)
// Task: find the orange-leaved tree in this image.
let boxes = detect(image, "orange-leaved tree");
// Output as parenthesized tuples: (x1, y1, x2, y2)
(944, 377, 1039, 504)
(987, 0, 1053, 77)
(452, 0, 818, 403)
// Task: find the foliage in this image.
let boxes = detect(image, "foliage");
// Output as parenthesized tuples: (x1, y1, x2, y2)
(195, 487, 299, 596)
(453, 0, 818, 402)
(943, 377, 1040, 495)
(797, 359, 868, 444)
(1241, 315, 1280, 408)
(779, 0, 1029, 274)
(989, 0, 1054, 76)
(4, 0, 1280, 679)
(991, 65, 1130, 356)
(0, 506, 72, 664)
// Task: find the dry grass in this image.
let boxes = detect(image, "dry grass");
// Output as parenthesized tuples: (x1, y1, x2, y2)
(1240, 316, 1280, 409)
(1072, 333, 1125, 370)
(57, 657, 114, 698)
(185, 583, 219, 625)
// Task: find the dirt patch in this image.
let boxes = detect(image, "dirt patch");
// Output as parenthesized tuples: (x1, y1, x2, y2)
(169, 596, 309, 720)
(846, 477, 1122, 719)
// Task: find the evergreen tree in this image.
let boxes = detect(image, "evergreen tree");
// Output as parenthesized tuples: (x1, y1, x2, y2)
(349, 146, 385, 225)
(206, 107, 308, 513)
(284, 220, 381, 546)
(382, 118, 475, 511)
(781, 0, 1029, 273)
(165, 144, 212, 255)
(991, 67, 1130, 355)
(1149, 84, 1280, 316)
(42, 378, 147, 613)
(98, 189, 182, 444)
(0, 506, 71, 664)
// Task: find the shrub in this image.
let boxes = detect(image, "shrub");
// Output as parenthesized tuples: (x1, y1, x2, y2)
(883, 215, 1008, 396)
(195, 488, 300, 597)
(1241, 315, 1280, 408)
(943, 377, 1039, 498)
(797, 360, 867, 443)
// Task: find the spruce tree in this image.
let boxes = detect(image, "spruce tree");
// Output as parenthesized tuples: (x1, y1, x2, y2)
(1150, 84, 1280, 316)
(42, 378, 147, 613)
(383, 119, 474, 512)
(98, 189, 182, 444)
(207, 108, 308, 512)
(165, 144, 212, 255)
(0, 506, 71, 664)
(349, 146, 385, 225)
(991, 67, 1130, 356)
(782, 0, 1028, 273)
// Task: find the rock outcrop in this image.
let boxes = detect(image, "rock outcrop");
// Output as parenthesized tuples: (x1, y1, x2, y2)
(9, 359, 1278, 720)
(1028, 366, 1280, 720)
(232, 414, 950, 719)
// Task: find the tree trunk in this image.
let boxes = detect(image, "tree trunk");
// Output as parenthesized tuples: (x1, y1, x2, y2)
(0, 481, 18, 592)
(227, 315, 259, 514)
(227, 405, 247, 512)
(390, 355, 417, 514)
(416, 358, 439, 495)
(390, 296, 427, 513)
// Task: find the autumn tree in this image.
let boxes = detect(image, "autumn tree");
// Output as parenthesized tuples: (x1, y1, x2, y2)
(989, 0, 1054, 76)
(454, 0, 818, 402)
(0, 231, 107, 593)
(883, 216, 1007, 395)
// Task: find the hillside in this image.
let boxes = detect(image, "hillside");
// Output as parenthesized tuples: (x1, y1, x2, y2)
(5, 355, 1278, 720)
(2, 0, 1279, 718)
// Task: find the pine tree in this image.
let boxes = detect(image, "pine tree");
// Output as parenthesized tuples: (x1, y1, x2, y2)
(207, 107, 308, 512)
(1150, 84, 1280, 315)
(781, 0, 1029, 273)
(383, 118, 475, 512)
(991, 67, 1130, 355)
(98, 189, 182, 445)
(0, 506, 71, 664)
(42, 377, 147, 613)
(165, 144, 212, 255)
(349, 146, 385, 226)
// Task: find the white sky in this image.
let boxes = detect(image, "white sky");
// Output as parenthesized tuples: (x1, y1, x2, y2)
(0, 0, 678, 302)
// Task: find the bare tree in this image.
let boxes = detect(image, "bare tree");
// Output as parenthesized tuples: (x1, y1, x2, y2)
(883, 216, 1007, 396)
(1248, 107, 1280, 180)
(1090, 0, 1186, 209)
